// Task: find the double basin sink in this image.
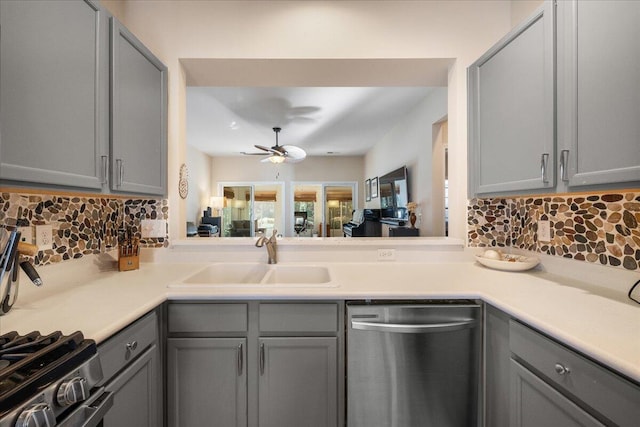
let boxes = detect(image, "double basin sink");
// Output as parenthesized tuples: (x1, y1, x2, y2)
(170, 263, 336, 288)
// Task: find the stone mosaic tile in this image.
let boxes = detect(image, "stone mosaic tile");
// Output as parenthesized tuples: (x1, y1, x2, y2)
(0, 192, 169, 266)
(469, 191, 640, 271)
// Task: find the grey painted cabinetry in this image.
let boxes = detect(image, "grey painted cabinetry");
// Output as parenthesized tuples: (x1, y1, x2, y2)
(484, 305, 640, 426)
(469, 0, 640, 197)
(98, 310, 161, 427)
(0, 0, 167, 196)
(110, 19, 167, 195)
(468, 1, 555, 196)
(166, 301, 344, 427)
(557, 0, 640, 189)
(0, 0, 109, 190)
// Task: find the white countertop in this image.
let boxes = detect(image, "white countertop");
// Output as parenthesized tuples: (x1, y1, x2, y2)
(1, 251, 639, 384)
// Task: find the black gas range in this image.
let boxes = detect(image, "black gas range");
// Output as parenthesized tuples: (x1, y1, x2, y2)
(0, 331, 112, 427)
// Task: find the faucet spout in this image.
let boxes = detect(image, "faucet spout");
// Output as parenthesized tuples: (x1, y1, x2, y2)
(256, 230, 278, 264)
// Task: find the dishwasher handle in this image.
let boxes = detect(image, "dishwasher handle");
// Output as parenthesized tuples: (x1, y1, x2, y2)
(351, 319, 476, 333)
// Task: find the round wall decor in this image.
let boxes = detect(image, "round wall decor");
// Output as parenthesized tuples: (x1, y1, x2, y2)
(179, 164, 189, 199)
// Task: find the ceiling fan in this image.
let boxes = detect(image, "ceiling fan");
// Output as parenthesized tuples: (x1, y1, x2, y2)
(241, 127, 307, 164)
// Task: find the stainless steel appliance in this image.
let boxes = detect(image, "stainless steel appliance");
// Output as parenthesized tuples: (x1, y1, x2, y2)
(347, 301, 481, 427)
(0, 331, 113, 427)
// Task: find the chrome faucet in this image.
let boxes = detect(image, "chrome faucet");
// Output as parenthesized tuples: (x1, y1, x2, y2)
(255, 229, 278, 264)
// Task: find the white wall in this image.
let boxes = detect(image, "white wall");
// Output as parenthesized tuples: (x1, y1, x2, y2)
(108, 0, 514, 241)
(511, 0, 544, 27)
(185, 145, 212, 225)
(365, 88, 447, 235)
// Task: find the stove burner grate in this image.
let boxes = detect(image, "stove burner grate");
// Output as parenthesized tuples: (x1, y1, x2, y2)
(0, 331, 97, 417)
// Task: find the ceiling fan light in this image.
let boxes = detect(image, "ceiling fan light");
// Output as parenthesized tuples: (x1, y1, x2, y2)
(268, 156, 286, 164)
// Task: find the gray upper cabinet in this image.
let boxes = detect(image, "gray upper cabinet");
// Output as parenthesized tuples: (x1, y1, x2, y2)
(468, 1, 555, 196)
(0, 0, 108, 189)
(110, 19, 167, 196)
(557, 0, 640, 188)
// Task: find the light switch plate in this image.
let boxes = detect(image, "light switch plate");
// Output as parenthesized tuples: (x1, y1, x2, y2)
(537, 220, 551, 242)
(35, 224, 53, 250)
(141, 219, 166, 238)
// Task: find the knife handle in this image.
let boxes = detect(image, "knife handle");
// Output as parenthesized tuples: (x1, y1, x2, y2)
(18, 242, 39, 256)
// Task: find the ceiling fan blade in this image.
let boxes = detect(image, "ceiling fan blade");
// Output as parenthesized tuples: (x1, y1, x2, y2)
(254, 144, 283, 156)
(241, 151, 270, 156)
(282, 145, 307, 161)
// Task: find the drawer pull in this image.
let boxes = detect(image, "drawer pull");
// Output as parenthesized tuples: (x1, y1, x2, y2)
(237, 343, 243, 376)
(126, 341, 138, 351)
(259, 343, 265, 375)
(554, 363, 570, 375)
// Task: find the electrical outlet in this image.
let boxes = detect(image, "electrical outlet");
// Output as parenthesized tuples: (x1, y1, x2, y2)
(377, 248, 396, 261)
(141, 219, 166, 238)
(18, 226, 34, 244)
(35, 224, 53, 250)
(537, 220, 551, 242)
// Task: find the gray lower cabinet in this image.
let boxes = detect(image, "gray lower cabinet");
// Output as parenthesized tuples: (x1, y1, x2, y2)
(167, 338, 247, 427)
(258, 337, 337, 427)
(510, 359, 604, 426)
(110, 19, 168, 196)
(103, 344, 160, 427)
(0, 0, 109, 189)
(468, 1, 555, 196)
(166, 301, 344, 427)
(98, 310, 161, 427)
(483, 305, 511, 427)
(557, 0, 640, 188)
(484, 305, 640, 426)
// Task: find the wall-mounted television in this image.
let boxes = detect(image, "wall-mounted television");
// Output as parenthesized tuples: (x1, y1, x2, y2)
(379, 166, 409, 219)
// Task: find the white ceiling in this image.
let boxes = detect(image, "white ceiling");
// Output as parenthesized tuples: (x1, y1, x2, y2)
(187, 86, 436, 157)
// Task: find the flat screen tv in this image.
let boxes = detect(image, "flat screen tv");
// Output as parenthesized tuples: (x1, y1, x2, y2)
(379, 166, 409, 219)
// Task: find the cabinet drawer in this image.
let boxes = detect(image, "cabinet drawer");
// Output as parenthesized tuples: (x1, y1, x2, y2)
(168, 303, 248, 334)
(509, 320, 640, 426)
(259, 303, 338, 333)
(99, 311, 158, 384)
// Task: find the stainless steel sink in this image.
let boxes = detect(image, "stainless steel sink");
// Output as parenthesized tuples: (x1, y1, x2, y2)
(170, 264, 335, 287)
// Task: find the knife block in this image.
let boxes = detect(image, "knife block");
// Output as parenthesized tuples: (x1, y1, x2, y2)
(118, 239, 139, 272)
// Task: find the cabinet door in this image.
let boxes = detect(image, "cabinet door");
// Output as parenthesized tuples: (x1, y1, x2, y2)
(0, 0, 108, 189)
(468, 1, 555, 196)
(484, 305, 511, 427)
(258, 337, 338, 427)
(557, 0, 640, 187)
(510, 360, 605, 427)
(103, 344, 160, 427)
(167, 338, 247, 427)
(110, 19, 167, 196)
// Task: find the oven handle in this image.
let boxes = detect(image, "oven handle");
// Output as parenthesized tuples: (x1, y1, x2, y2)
(81, 390, 114, 427)
(351, 319, 476, 333)
(58, 388, 114, 427)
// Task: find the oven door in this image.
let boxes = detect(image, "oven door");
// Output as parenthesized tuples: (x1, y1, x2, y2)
(58, 388, 113, 427)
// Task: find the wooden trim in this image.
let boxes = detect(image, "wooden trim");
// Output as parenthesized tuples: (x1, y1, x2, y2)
(0, 187, 163, 200)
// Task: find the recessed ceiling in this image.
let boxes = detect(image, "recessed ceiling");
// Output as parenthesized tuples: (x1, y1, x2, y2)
(187, 86, 437, 157)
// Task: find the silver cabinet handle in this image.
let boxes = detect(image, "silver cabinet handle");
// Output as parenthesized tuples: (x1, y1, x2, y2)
(540, 153, 550, 183)
(101, 156, 108, 184)
(126, 341, 138, 351)
(559, 149, 569, 182)
(237, 343, 243, 376)
(351, 319, 476, 334)
(554, 363, 570, 375)
(116, 159, 124, 187)
(259, 343, 265, 375)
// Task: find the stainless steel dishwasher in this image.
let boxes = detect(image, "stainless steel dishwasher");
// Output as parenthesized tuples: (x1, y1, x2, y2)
(347, 301, 481, 427)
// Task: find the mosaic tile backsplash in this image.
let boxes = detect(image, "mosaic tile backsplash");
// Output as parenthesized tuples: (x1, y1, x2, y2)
(0, 192, 169, 266)
(468, 191, 640, 271)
